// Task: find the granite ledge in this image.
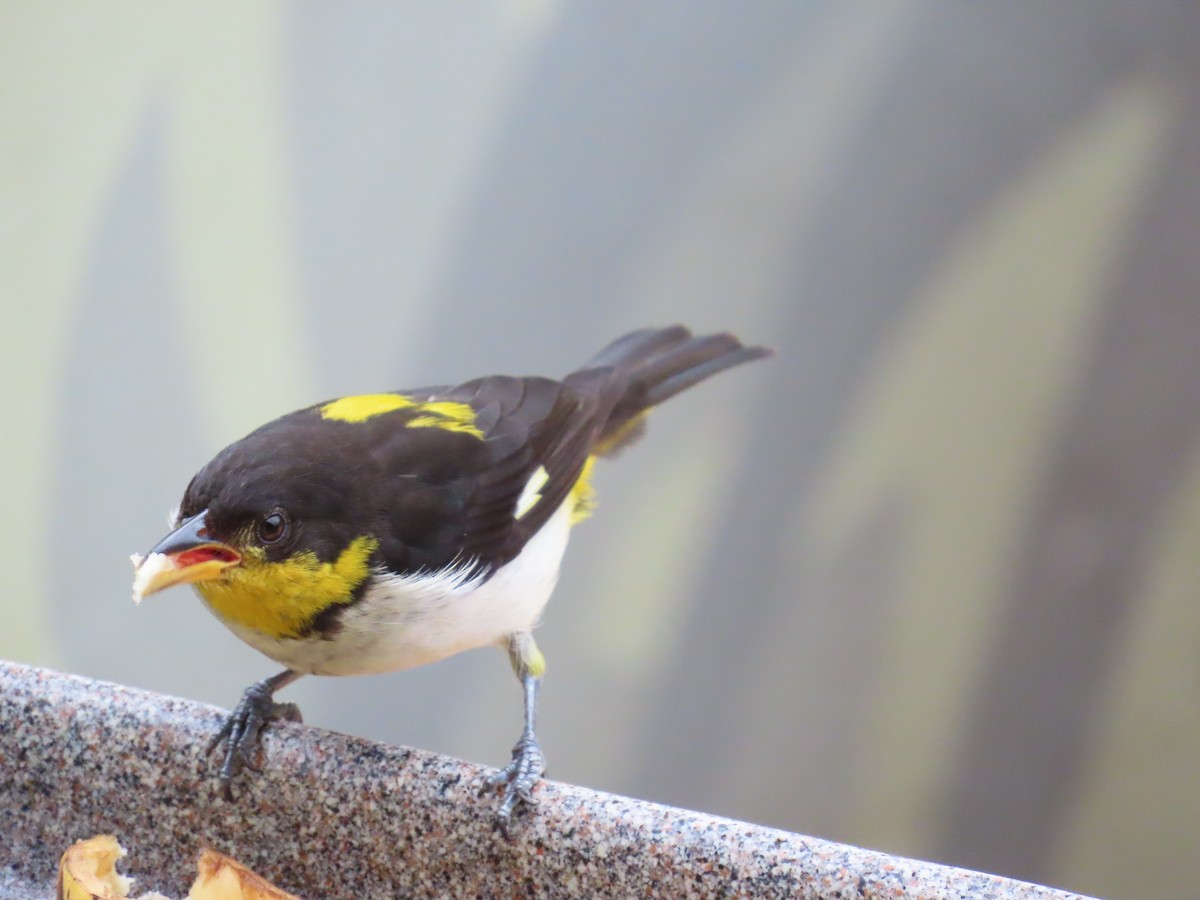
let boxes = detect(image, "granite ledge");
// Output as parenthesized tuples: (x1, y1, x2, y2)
(0, 661, 1097, 899)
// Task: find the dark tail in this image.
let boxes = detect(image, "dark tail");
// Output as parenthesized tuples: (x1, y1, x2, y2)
(569, 326, 772, 456)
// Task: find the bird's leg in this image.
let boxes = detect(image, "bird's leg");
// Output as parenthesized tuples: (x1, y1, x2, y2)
(206, 669, 303, 800)
(485, 632, 546, 835)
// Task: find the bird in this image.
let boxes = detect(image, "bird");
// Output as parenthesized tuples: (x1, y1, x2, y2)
(131, 325, 771, 832)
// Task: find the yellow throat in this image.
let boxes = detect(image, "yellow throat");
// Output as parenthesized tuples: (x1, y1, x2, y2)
(195, 535, 379, 640)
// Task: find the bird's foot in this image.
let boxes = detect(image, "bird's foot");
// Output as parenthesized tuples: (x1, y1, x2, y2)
(484, 732, 545, 836)
(205, 679, 302, 800)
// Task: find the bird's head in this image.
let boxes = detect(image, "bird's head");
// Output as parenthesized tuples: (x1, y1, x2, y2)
(131, 422, 382, 640)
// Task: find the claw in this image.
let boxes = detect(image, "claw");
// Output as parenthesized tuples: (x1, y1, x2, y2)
(207, 673, 301, 800)
(485, 733, 545, 836)
(205, 722, 233, 757)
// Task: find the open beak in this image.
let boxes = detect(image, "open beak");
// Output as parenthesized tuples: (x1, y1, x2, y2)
(130, 511, 241, 603)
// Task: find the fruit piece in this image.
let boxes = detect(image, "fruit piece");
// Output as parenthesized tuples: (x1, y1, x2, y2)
(187, 850, 301, 900)
(56, 836, 300, 900)
(56, 835, 139, 900)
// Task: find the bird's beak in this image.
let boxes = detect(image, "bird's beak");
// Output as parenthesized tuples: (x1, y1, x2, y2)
(130, 511, 241, 603)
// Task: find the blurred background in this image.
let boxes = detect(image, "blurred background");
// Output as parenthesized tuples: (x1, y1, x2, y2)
(4, 4, 1199, 898)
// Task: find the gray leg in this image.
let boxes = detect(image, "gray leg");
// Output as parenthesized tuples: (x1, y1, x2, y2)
(206, 669, 303, 800)
(485, 632, 547, 834)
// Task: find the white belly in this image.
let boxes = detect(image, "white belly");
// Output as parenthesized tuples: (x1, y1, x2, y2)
(226, 499, 573, 676)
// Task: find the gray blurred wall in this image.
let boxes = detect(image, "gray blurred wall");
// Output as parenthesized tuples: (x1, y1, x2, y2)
(3, 5, 1198, 899)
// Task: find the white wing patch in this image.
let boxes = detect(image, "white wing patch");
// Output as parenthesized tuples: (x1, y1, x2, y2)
(514, 465, 549, 520)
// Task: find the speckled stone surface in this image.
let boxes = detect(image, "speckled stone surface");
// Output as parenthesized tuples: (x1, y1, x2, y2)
(0, 661, 1097, 899)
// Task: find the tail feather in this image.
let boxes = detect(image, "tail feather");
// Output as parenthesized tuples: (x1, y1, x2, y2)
(582, 325, 692, 370)
(638, 334, 770, 407)
(570, 325, 772, 457)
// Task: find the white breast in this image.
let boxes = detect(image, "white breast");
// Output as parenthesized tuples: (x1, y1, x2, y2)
(228, 499, 574, 676)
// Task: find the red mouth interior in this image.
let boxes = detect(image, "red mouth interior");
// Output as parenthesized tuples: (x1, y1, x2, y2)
(173, 546, 240, 568)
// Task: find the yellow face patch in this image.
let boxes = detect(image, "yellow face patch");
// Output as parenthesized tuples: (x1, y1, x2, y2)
(319, 394, 483, 438)
(194, 535, 379, 640)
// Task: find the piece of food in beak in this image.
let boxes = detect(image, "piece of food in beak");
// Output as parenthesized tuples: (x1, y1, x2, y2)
(130, 513, 240, 604)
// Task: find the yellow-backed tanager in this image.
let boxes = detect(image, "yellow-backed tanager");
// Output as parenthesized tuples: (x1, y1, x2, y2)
(132, 326, 770, 831)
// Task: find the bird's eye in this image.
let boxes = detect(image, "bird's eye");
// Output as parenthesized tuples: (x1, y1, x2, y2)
(258, 511, 288, 545)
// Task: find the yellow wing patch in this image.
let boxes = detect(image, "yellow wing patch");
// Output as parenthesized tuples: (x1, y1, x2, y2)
(406, 400, 484, 438)
(320, 393, 483, 438)
(320, 393, 411, 422)
(195, 535, 378, 640)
